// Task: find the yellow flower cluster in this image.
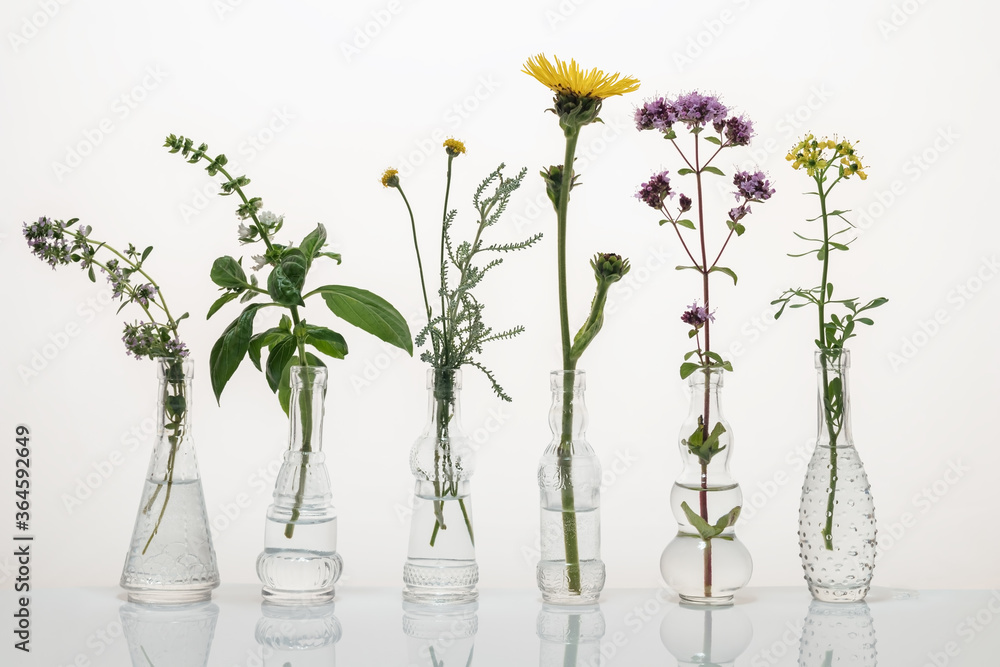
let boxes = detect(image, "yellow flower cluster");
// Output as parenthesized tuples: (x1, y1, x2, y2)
(786, 134, 867, 180)
(522, 54, 640, 100)
(443, 138, 466, 156)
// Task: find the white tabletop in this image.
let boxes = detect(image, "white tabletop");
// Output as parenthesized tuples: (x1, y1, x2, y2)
(3, 586, 998, 665)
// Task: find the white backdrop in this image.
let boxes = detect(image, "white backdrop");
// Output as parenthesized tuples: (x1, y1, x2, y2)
(1, 0, 997, 593)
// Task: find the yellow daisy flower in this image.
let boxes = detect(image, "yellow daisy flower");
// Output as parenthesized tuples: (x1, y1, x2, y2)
(522, 54, 640, 100)
(380, 168, 399, 188)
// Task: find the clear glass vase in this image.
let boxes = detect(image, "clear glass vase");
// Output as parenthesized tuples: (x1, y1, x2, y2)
(799, 349, 877, 602)
(403, 368, 478, 604)
(120, 358, 220, 604)
(537, 370, 605, 604)
(256, 365, 343, 603)
(661, 368, 752, 605)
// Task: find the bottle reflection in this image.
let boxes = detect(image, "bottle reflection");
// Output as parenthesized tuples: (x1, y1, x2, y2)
(403, 600, 478, 667)
(660, 604, 752, 666)
(798, 600, 877, 666)
(255, 600, 342, 666)
(537, 603, 605, 667)
(119, 600, 219, 667)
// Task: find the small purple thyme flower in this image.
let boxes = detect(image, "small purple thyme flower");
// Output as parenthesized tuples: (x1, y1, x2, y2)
(635, 97, 676, 131)
(729, 203, 751, 223)
(636, 171, 672, 209)
(23, 216, 74, 269)
(723, 116, 754, 146)
(733, 170, 775, 202)
(164, 338, 190, 358)
(134, 283, 158, 307)
(681, 299, 715, 328)
(671, 92, 728, 129)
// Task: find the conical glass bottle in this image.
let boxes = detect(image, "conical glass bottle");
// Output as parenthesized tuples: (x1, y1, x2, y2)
(120, 358, 219, 604)
(537, 370, 605, 604)
(661, 368, 751, 605)
(256, 365, 343, 603)
(403, 368, 478, 604)
(799, 349, 876, 602)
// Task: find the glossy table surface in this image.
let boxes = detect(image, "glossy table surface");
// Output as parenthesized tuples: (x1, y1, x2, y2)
(3, 585, 999, 665)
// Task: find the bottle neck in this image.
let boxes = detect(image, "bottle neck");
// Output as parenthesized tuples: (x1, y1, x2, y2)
(549, 370, 588, 443)
(156, 358, 193, 439)
(288, 365, 328, 454)
(426, 368, 464, 441)
(686, 369, 725, 427)
(815, 349, 853, 447)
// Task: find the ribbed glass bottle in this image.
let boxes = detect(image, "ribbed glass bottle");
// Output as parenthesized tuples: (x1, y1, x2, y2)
(403, 368, 478, 604)
(537, 370, 605, 604)
(256, 365, 342, 603)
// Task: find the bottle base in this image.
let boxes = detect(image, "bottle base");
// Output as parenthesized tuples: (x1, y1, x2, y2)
(808, 583, 870, 602)
(121, 584, 217, 605)
(260, 587, 337, 605)
(678, 593, 735, 607)
(402, 561, 479, 605)
(536, 559, 605, 605)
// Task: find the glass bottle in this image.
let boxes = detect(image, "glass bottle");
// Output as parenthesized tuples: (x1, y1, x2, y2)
(799, 349, 877, 602)
(403, 368, 478, 604)
(256, 365, 343, 603)
(661, 368, 752, 605)
(120, 358, 220, 603)
(537, 370, 605, 604)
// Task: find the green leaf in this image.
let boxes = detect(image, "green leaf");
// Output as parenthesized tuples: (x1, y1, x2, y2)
(208, 304, 261, 404)
(267, 249, 307, 307)
(709, 266, 738, 285)
(712, 505, 741, 533)
(265, 334, 297, 393)
(680, 501, 717, 540)
(299, 223, 327, 268)
(210, 256, 247, 289)
(165, 394, 186, 419)
(856, 317, 874, 325)
(676, 219, 696, 230)
(704, 135, 722, 146)
(316, 285, 413, 355)
(206, 291, 238, 319)
(677, 168, 695, 176)
(705, 351, 724, 364)
(248, 326, 284, 371)
(735, 223, 746, 236)
(675, 265, 702, 273)
(680, 362, 699, 379)
(702, 166, 725, 176)
(141, 246, 153, 262)
(720, 361, 734, 372)
(87, 265, 96, 282)
(684, 350, 698, 360)
(305, 325, 349, 359)
(317, 251, 342, 265)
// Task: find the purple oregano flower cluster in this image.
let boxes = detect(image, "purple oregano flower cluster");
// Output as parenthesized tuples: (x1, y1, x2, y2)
(681, 300, 715, 329)
(635, 91, 753, 146)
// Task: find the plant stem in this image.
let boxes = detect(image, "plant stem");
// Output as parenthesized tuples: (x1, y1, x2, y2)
(816, 177, 839, 551)
(397, 185, 433, 322)
(556, 127, 583, 595)
(142, 368, 184, 554)
(694, 135, 714, 598)
(440, 155, 456, 367)
(285, 307, 312, 539)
